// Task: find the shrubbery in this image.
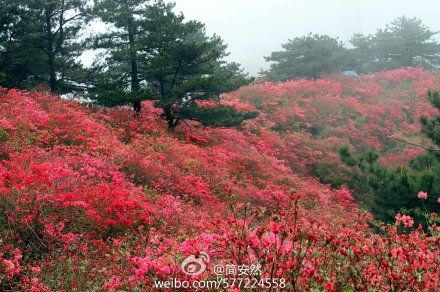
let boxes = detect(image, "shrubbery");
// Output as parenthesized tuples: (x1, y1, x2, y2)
(0, 70, 439, 290)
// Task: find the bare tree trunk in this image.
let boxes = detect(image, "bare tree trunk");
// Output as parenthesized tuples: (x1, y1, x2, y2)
(133, 99, 141, 113)
(128, 19, 141, 112)
(45, 7, 57, 92)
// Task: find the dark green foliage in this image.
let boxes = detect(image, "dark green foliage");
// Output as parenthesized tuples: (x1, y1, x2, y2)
(27, 0, 90, 92)
(351, 17, 440, 73)
(339, 146, 379, 169)
(137, 1, 254, 129)
(310, 161, 374, 206)
(374, 17, 440, 71)
(177, 104, 258, 128)
(369, 158, 440, 226)
(339, 145, 358, 167)
(337, 146, 439, 226)
(0, 0, 89, 92)
(88, 0, 255, 129)
(263, 34, 353, 80)
(86, 0, 151, 111)
(0, 127, 8, 143)
(265, 17, 440, 79)
(0, 1, 45, 88)
(349, 33, 377, 73)
(332, 92, 440, 228)
(421, 91, 440, 144)
(0, 127, 9, 160)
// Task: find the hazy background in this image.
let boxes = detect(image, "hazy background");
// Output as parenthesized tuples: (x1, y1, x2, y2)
(82, 0, 440, 75)
(168, 0, 440, 75)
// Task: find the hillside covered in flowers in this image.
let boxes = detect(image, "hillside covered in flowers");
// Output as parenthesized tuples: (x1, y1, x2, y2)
(0, 68, 439, 291)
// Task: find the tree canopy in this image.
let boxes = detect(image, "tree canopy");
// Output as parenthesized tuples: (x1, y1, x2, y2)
(88, 0, 256, 129)
(0, 0, 90, 92)
(0, 1, 45, 88)
(374, 16, 440, 70)
(263, 34, 352, 81)
(86, 0, 151, 111)
(0, 0, 256, 129)
(264, 16, 440, 80)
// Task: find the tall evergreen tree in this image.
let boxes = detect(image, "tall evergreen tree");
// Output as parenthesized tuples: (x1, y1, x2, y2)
(349, 33, 377, 73)
(263, 34, 353, 81)
(89, 0, 256, 129)
(0, 1, 45, 88)
(25, 0, 90, 92)
(88, 0, 150, 112)
(374, 16, 440, 70)
(138, 1, 254, 129)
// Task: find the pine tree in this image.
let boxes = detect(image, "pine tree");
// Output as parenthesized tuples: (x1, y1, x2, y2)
(263, 34, 353, 81)
(139, 1, 254, 129)
(25, 0, 90, 92)
(0, 1, 46, 88)
(349, 33, 377, 73)
(87, 0, 150, 112)
(421, 91, 440, 145)
(374, 16, 440, 70)
(89, 0, 256, 129)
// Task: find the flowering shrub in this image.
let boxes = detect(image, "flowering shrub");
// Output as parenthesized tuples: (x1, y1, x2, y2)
(0, 70, 439, 291)
(0, 240, 22, 281)
(235, 68, 440, 166)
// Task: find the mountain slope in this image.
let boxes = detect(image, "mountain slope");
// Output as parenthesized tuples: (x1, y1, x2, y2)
(0, 69, 439, 290)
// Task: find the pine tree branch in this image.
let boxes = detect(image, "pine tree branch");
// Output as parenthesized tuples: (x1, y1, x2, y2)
(389, 136, 440, 152)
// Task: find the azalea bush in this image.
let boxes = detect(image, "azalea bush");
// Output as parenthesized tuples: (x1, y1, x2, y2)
(0, 69, 439, 291)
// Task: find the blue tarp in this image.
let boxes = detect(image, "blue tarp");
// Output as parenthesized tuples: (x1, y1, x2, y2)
(342, 71, 359, 78)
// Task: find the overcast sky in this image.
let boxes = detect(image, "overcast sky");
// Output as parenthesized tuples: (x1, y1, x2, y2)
(167, 0, 440, 75)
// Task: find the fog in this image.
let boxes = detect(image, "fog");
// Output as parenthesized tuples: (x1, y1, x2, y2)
(81, 0, 440, 76)
(169, 0, 440, 75)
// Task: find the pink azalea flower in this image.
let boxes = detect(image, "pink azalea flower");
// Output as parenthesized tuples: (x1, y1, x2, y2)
(395, 214, 414, 228)
(418, 191, 428, 199)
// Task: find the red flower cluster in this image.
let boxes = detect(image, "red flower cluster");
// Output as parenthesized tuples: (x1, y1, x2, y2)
(234, 67, 440, 167)
(0, 68, 439, 291)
